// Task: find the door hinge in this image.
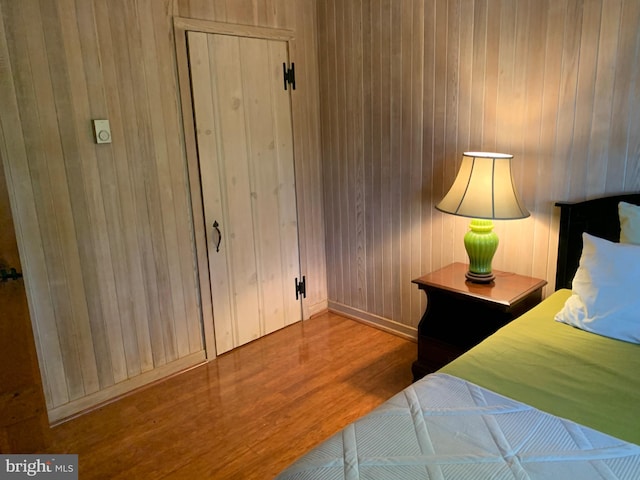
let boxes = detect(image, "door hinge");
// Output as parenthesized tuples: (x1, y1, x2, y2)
(283, 62, 296, 90)
(295, 276, 306, 300)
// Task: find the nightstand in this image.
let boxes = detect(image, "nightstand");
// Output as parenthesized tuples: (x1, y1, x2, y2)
(411, 262, 547, 381)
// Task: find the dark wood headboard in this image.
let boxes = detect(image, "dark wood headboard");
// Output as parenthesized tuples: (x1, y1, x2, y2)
(555, 193, 640, 290)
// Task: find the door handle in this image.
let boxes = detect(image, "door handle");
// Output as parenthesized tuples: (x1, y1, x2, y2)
(0, 267, 23, 282)
(213, 221, 222, 252)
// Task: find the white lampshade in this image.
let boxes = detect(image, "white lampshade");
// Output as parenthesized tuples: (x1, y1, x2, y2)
(435, 152, 529, 220)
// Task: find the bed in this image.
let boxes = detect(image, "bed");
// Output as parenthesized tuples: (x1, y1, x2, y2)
(276, 193, 640, 479)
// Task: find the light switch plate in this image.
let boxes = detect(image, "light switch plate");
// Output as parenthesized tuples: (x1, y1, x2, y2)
(92, 119, 112, 144)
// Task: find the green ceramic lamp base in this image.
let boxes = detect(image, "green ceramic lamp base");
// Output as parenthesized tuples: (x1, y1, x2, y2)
(463, 219, 499, 283)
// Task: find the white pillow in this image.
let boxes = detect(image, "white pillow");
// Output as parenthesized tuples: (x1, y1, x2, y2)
(619, 201, 640, 245)
(555, 232, 640, 343)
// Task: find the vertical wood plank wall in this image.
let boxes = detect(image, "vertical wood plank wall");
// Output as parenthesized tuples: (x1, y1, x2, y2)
(0, 0, 326, 421)
(318, 0, 640, 333)
(5, 0, 638, 422)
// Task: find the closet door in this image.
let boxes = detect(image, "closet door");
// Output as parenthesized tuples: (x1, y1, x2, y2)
(188, 32, 302, 355)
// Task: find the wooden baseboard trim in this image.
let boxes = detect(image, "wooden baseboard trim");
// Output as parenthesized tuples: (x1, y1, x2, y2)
(304, 299, 329, 320)
(328, 301, 417, 342)
(48, 351, 207, 425)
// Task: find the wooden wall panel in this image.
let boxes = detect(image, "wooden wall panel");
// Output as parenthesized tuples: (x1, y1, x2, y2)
(288, 1, 328, 318)
(319, 0, 640, 334)
(0, 0, 207, 421)
(0, 0, 326, 421)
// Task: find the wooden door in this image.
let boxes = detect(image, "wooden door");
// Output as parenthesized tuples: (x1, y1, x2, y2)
(0, 157, 48, 452)
(188, 32, 302, 354)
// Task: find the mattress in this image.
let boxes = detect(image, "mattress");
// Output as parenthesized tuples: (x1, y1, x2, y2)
(275, 373, 640, 479)
(442, 289, 640, 445)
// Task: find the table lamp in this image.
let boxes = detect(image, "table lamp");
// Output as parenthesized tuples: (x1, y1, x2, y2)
(435, 152, 529, 283)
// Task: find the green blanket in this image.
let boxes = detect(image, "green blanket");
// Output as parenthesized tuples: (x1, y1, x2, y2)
(441, 289, 640, 445)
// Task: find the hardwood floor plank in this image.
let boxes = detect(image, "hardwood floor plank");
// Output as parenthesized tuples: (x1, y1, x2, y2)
(47, 313, 415, 479)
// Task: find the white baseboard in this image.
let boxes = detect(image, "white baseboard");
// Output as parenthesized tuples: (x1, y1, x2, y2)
(328, 301, 417, 342)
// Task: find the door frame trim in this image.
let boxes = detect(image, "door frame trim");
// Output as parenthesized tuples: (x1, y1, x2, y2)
(174, 18, 294, 41)
(173, 18, 298, 359)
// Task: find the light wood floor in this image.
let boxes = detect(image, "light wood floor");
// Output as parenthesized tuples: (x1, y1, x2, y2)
(46, 312, 416, 479)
